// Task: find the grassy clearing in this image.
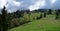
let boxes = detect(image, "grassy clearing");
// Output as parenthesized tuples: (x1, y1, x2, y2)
(8, 15, 60, 31)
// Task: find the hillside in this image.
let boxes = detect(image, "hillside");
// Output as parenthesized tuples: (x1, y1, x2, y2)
(9, 15, 60, 31)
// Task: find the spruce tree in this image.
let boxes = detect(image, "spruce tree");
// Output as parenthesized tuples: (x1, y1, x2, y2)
(1, 6, 8, 31)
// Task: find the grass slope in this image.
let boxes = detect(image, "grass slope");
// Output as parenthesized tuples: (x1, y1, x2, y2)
(9, 15, 60, 31)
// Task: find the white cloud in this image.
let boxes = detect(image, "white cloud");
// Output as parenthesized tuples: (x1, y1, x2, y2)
(49, 0, 56, 8)
(28, 0, 46, 11)
(51, 0, 56, 4)
(0, 0, 23, 12)
(7, 10, 12, 13)
(0, 0, 22, 9)
(7, 0, 22, 7)
(0, 0, 7, 8)
(13, 1, 21, 6)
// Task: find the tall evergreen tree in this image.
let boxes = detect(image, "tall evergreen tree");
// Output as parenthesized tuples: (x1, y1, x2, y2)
(0, 14, 2, 31)
(1, 6, 8, 31)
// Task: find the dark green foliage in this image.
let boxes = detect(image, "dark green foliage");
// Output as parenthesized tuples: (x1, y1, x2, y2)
(40, 13, 43, 18)
(37, 13, 42, 20)
(0, 14, 2, 31)
(55, 12, 59, 19)
(1, 6, 8, 31)
(55, 10, 59, 19)
(25, 9, 30, 14)
(48, 9, 52, 14)
(33, 17, 35, 20)
(15, 10, 22, 18)
(37, 17, 40, 20)
(57, 9, 60, 14)
(44, 12, 46, 17)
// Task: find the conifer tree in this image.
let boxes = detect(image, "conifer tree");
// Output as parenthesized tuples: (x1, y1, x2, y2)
(1, 6, 8, 31)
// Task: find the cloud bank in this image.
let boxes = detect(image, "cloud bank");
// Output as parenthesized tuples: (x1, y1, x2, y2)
(28, 0, 46, 11)
(0, 0, 60, 12)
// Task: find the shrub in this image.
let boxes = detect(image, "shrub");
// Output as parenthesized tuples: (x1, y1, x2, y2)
(23, 12, 30, 22)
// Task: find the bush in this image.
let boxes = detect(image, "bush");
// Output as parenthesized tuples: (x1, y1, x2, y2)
(23, 12, 30, 22)
(36, 13, 43, 20)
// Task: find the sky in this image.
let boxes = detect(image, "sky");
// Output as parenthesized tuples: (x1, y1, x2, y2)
(0, 0, 60, 12)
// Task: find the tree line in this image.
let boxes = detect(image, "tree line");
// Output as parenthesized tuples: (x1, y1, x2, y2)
(0, 6, 30, 31)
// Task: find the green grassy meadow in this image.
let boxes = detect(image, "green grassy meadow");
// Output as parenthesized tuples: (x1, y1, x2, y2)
(8, 13, 60, 31)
